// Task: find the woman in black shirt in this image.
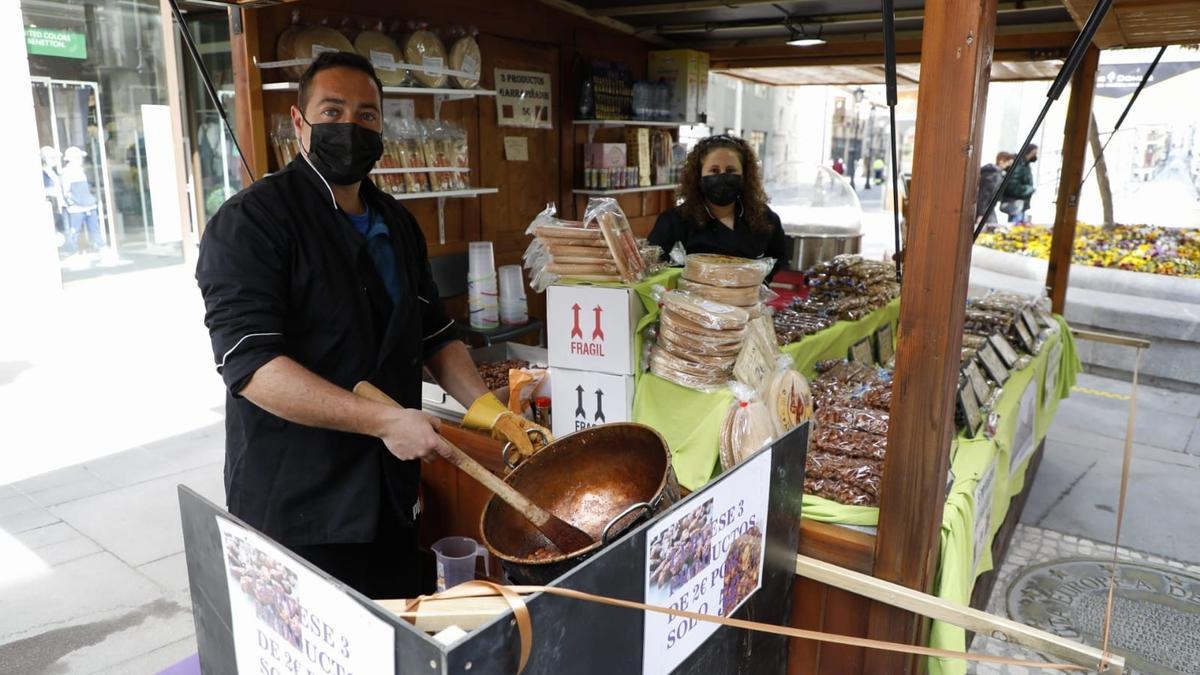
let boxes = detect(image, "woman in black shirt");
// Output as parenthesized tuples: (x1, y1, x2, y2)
(648, 134, 788, 278)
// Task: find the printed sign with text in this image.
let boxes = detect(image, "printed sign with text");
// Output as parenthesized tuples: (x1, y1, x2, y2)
(495, 68, 552, 129)
(215, 518, 395, 675)
(643, 450, 771, 673)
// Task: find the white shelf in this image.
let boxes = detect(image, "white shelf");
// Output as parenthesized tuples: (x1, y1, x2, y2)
(574, 119, 681, 128)
(371, 167, 469, 175)
(262, 82, 496, 97)
(572, 184, 678, 196)
(387, 188, 498, 201)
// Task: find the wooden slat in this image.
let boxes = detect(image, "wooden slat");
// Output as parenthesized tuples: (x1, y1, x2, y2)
(866, 0, 999, 672)
(1063, 0, 1200, 48)
(229, 7, 267, 182)
(819, 588, 870, 674)
(787, 575, 827, 674)
(797, 520, 875, 575)
(797, 553, 1124, 673)
(1046, 47, 1099, 315)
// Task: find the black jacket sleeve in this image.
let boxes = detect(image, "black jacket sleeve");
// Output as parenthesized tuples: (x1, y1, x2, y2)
(195, 198, 290, 395)
(647, 209, 682, 261)
(764, 209, 789, 279)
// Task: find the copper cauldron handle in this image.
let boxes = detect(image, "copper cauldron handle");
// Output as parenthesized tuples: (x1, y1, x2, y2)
(601, 502, 653, 545)
(502, 429, 550, 470)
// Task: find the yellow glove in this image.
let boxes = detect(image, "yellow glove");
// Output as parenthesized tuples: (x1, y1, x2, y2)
(463, 392, 552, 460)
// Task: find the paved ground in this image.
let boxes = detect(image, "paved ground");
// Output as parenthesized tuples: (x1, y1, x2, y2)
(2, 263, 1199, 673)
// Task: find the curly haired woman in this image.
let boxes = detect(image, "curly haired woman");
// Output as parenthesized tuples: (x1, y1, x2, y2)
(648, 134, 788, 278)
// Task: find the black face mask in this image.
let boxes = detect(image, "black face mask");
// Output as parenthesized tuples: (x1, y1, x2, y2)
(700, 173, 743, 207)
(301, 115, 383, 185)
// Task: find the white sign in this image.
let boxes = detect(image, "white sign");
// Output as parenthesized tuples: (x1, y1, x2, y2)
(504, 136, 529, 162)
(547, 285, 644, 375)
(643, 450, 772, 674)
(972, 458, 998, 577)
(215, 518, 395, 675)
(495, 68, 552, 129)
(1009, 379, 1039, 476)
(140, 105, 184, 244)
(549, 367, 635, 438)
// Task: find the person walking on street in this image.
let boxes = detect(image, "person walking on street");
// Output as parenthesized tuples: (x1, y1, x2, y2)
(61, 146, 105, 255)
(1003, 144, 1038, 224)
(832, 157, 844, 175)
(977, 151, 1014, 226)
(41, 146, 66, 242)
(872, 158, 885, 185)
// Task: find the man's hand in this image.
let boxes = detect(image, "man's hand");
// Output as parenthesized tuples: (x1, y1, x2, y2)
(376, 407, 448, 462)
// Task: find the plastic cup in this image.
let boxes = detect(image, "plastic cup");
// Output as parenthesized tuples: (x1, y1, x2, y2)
(498, 264, 525, 302)
(432, 536, 490, 591)
(468, 242, 499, 330)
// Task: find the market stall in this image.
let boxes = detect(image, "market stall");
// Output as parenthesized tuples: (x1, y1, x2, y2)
(174, 0, 1200, 672)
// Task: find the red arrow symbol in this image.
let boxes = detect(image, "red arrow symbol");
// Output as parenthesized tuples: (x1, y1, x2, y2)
(592, 305, 605, 341)
(570, 303, 583, 339)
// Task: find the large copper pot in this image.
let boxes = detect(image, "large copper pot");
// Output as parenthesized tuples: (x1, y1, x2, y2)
(480, 423, 680, 585)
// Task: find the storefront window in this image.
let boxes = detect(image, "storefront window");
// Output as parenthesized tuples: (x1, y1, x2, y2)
(23, 0, 183, 281)
(183, 11, 240, 229)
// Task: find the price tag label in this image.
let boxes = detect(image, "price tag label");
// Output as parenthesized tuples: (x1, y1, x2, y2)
(876, 324, 895, 365)
(850, 337, 875, 366)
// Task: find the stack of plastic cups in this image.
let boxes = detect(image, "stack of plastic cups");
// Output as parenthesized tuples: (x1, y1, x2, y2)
(467, 242, 499, 330)
(498, 264, 528, 326)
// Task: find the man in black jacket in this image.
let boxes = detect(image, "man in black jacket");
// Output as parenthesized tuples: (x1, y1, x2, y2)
(976, 151, 1013, 225)
(1003, 145, 1038, 223)
(196, 52, 546, 598)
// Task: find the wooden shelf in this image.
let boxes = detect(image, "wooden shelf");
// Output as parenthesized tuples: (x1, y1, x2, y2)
(574, 119, 681, 127)
(387, 188, 498, 201)
(572, 184, 678, 196)
(371, 167, 470, 175)
(262, 82, 496, 97)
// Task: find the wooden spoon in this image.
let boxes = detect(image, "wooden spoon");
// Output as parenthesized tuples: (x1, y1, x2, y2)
(353, 381, 594, 555)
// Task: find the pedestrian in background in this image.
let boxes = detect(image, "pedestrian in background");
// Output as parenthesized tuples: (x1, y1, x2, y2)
(977, 151, 1014, 226)
(1003, 144, 1038, 224)
(832, 157, 844, 175)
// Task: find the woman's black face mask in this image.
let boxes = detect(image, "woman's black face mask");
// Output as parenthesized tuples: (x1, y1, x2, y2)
(700, 173, 743, 207)
(300, 114, 383, 185)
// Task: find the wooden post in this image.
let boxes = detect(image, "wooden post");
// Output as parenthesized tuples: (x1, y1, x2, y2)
(229, 6, 268, 185)
(866, 0, 998, 672)
(1046, 46, 1099, 315)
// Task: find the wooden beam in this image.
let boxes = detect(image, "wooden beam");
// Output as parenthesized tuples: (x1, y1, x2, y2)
(535, 0, 671, 45)
(1046, 47, 1099, 315)
(795, 555, 1125, 674)
(707, 31, 1074, 69)
(1071, 327, 1152, 349)
(229, 6, 267, 182)
(866, 0, 999, 672)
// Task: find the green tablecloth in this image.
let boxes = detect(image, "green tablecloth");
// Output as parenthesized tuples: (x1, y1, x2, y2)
(928, 317, 1080, 674)
(632, 299, 902, 492)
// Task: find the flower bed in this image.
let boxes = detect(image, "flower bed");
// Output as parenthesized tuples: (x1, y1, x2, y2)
(977, 224, 1200, 278)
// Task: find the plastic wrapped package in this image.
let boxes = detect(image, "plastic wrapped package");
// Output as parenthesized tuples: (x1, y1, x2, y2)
(506, 368, 548, 418)
(676, 278, 760, 307)
(815, 404, 889, 437)
(682, 254, 773, 288)
(651, 343, 738, 373)
(661, 291, 749, 331)
(659, 308, 746, 343)
(803, 477, 878, 507)
(441, 120, 470, 189)
(657, 323, 742, 357)
(649, 347, 729, 392)
(354, 28, 409, 87)
(761, 358, 814, 436)
(812, 424, 887, 461)
(719, 384, 776, 471)
(805, 451, 883, 485)
(962, 333, 989, 350)
(401, 27, 448, 88)
(640, 243, 666, 276)
(392, 118, 431, 193)
(774, 309, 834, 345)
(585, 198, 646, 283)
(268, 115, 300, 171)
(419, 120, 456, 192)
(447, 30, 481, 89)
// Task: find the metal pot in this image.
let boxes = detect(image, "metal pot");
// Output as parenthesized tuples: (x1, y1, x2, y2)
(480, 423, 680, 585)
(785, 227, 864, 272)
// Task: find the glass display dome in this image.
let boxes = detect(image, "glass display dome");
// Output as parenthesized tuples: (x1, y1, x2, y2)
(763, 162, 865, 271)
(764, 162, 864, 236)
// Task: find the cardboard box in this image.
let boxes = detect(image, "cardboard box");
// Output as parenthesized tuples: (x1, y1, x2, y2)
(549, 367, 636, 438)
(648, 49, 709, 124)
(589, 143, 628, 170)
(547, 284, 645, 376)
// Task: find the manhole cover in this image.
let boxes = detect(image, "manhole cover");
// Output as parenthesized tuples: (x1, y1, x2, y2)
(1006, 558, 1200, 674)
